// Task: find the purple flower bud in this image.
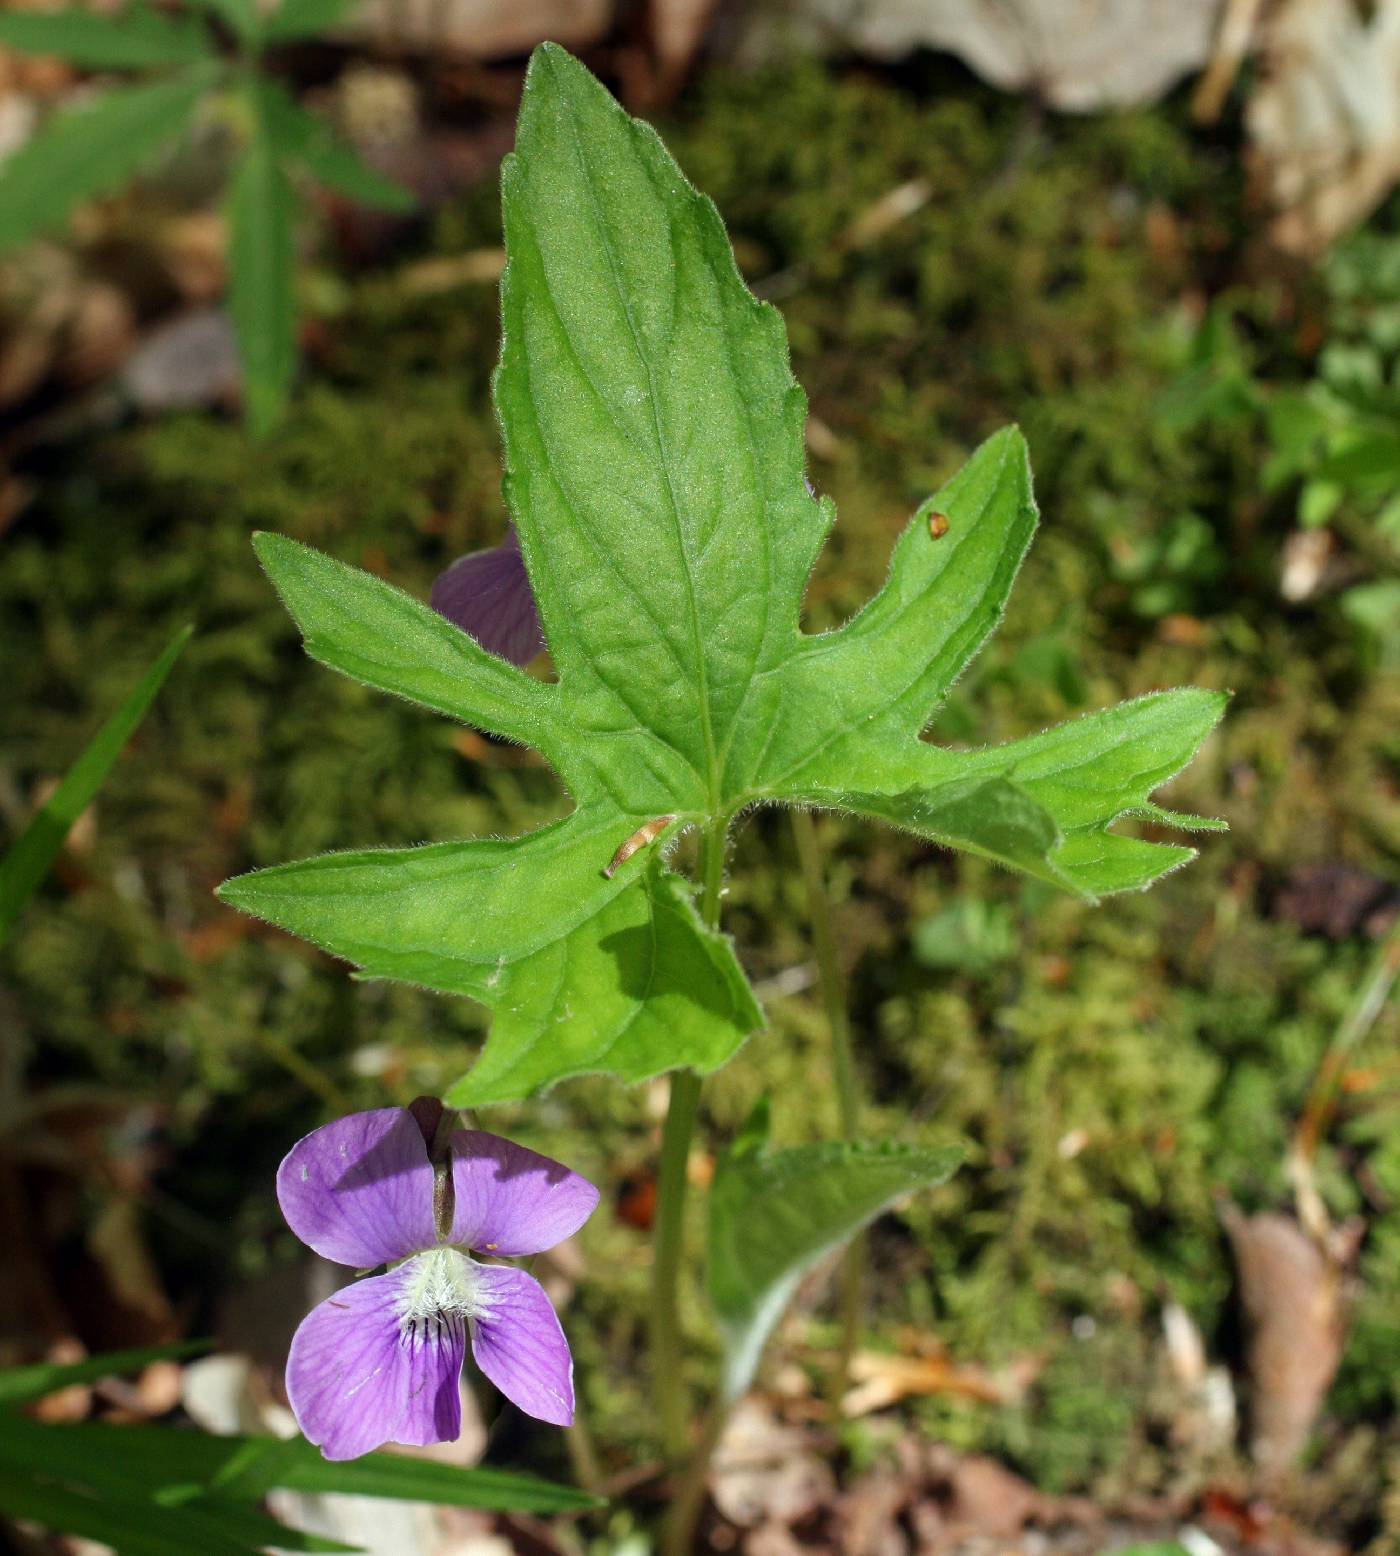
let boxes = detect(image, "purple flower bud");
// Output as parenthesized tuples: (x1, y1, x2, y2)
(430, 526, 545, 667)
(277, 1107, 598, 1459)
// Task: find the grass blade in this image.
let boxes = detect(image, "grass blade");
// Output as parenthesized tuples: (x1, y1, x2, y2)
(0, 626, 191, 949)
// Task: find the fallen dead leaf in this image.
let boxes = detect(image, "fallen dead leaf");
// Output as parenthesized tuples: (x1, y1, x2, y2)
(841, 1347, 1024, 1417)
(1221, 1205, 1363, 1477)
(1273, 863, 1400, 942)
(711, 1398, 835, 1528)
(1248, 0, 1400, 255)
(28, 1336, 91, 1424)
(349, 0, 614, 60)
(782, 0, 1221, 111)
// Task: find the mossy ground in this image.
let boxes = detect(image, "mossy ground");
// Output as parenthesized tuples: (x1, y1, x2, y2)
(3, 53, 1398, 1541)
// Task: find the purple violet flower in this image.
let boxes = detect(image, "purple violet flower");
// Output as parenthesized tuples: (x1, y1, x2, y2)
(277, 1106, 598, 1459)
(429, 525, 545, 667)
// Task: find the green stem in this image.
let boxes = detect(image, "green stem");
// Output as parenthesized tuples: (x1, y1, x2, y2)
(790, 808, 863, 1408)
(650, 821, 727, 1465)
(664, 1400, 728, 1555)
(1290, 913, 1400, 1239)
(791, 810, 859, 1136)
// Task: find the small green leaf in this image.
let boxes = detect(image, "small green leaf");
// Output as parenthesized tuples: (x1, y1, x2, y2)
(0, 627, 190, 949)
(0, 5, 216, 68)
(0, 70, 214, 255)
(260, 0, 357, 45)
(448, 859, 762, 1105)
(707, 1132, 963, 1401)
(182, 0, 260, 43)
(0, 1341, 205, 1406)
(219, 821, 762, 1100)
(227, 124, 297, 436)
(251, 532, 555, 758)
(255, 80, 415, 212)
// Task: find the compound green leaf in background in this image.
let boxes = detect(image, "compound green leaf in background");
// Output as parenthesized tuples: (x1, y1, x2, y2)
(256, 80, 415, 214)
(0, 5, 216, 70)
(0, 65, 217, 256)
(221, 44, 1225, 1104)
(227, 103, 299, 438)
(259, 0, 358, 45)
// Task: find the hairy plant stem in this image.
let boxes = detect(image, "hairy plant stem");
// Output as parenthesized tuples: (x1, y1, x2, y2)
(790, 808, 864, 1408)
(651, 821, 728, 1466)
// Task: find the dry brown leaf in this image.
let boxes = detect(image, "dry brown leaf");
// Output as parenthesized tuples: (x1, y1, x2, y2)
(1248, 0, 1400, 255)
(711, 1398, 835, 1529)
(349, 0, 613, 60)
(87, 1198, 175, 1332)
(651, 0, 721, 85)
(925, 1445, 1044, 1538)
(28, 1336, 92, 1424)
(841, 1348, 1024, 1417)
(1221, 1205, 1363, 1476)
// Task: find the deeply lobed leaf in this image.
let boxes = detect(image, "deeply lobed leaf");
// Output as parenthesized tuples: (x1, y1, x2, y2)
(222, 44, 1225, 1103)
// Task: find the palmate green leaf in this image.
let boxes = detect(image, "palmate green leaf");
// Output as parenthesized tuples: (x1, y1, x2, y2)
(0, 68, 215, 256)
(220, 44, 1224, 1103)
(706, 1114, 963, 1401)
(227, 108, 298, 436)
(0, 627, 190, 949)
(220, 537, 761, 1093)
(0, 5, 216, 69)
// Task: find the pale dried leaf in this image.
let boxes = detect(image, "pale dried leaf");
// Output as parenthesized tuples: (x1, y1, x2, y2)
(348, 0, 613, 59)
(788, 0, 1222, 111)
(711, 1398, 835, 1528)
(1222, 1205, 1360, 1475)
(1248, 0, 1400, 254)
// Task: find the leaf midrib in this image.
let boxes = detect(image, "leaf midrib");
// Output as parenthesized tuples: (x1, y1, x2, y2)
(552, 51, 723, 812)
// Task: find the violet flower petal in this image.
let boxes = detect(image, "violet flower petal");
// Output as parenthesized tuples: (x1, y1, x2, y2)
(277, 1108, 436, 1270)
(469, 1264, 574, 1427)
(429, 527, 545, 667)
(448, 1129, 599, 1258)
(286, 1263, 464, 1461)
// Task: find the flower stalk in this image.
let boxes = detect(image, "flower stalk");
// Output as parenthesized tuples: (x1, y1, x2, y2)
(650, 821, 728, 1464)
(790, 808, 864, 1406)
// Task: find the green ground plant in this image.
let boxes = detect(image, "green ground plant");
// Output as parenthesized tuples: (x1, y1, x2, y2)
(0, 0, 413, 433)
(213, 48, 1221, 1544)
